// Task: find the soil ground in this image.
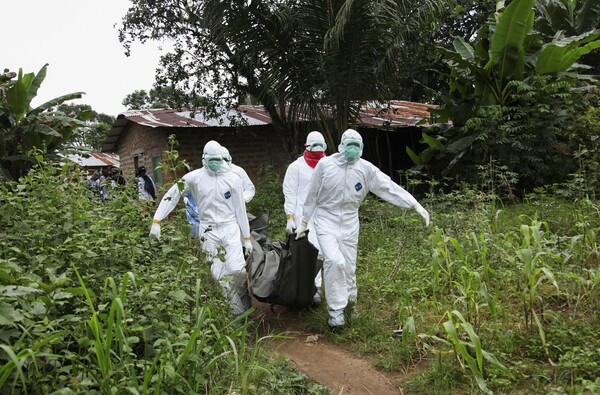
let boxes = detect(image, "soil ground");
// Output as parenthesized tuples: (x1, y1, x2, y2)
(251, 300, 428, 394)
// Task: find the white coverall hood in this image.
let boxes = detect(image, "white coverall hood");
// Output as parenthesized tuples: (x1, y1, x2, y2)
(305, 131, 327, 152)
(221, 146, 233, 163)
(202, 140, 230, 174)
(338, 129, 364, 162)
(202, 140, 222, 165)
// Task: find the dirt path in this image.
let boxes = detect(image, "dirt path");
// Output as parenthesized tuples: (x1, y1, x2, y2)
(251, 300, 423, 394)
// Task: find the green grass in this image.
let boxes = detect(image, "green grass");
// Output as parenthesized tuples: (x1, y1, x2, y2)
(327, 189, 600, 394)
(0, 161, 329, 394)
(1, 162, 598, 394)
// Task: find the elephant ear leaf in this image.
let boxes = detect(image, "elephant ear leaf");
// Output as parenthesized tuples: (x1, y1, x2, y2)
(422, 132, 444, 150)
(406, 146, 422, 165)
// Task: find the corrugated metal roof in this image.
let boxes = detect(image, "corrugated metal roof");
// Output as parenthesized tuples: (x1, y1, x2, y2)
(61, 152, 120, 168)
(359, 100, 435, 128)
(102, 102, 435, 152)
(120, 106, 275, 128)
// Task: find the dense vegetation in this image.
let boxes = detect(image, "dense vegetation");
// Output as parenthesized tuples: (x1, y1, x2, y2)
(0, 161, 328, 394)
(2, 160, 598, 394)
(2, 0, 599, 393)
(261, 167, 600, 394)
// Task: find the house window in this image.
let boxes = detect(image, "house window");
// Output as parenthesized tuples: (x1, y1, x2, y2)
(151, 155, 163, 187)
(133, 155, 139, 171)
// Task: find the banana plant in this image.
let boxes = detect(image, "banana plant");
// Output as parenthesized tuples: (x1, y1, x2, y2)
(411, 0, 600, 171)
(0, 64, 85, 181)
(535, 0, 600, 38)
(439, 0, 599, 110)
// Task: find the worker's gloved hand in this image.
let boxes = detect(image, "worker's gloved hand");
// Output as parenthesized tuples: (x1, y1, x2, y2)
(150, 222, 161, 240)
(243, 238, 253, 257)
(183, 196, 189, 205)
(295, 221, 308, 240)
(413, 203, 430, 227)
(286, 218, 296, 234)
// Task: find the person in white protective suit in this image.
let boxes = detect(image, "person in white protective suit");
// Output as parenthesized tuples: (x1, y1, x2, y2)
(283, 131, 328, 304)
(221, 146, 256, 203)
(182, 146, 255, 239)
(149, 140, 253, 316)
(295, 129, 430, 328)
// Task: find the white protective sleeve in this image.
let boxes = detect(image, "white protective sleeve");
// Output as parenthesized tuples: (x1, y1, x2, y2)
(231, 175, 251, 239)
(231, 164, 256, 203)
(300, 159, 324, 223)
(240, 169, 256, 203)
(367, 163, 418, 209)
(152, 180, 188, 221)
(282, 161, 298, 218)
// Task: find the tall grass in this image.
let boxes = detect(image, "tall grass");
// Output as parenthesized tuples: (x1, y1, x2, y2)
(341, 185, 599, 394)
(0, 160, 328, 394)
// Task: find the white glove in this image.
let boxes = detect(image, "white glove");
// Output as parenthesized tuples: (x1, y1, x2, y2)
(243, 238, 253, 257)
(413, 203, 430, 227)
(150, 222, 161, 239)
(295, 221, 308, 240)
(286, 217, 296, 234)
(183, 196, 189, 205)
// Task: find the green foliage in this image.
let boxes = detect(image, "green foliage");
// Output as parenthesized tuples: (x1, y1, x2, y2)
(0, 65, 85, 181)
(119, 0, 446, 153)
(534, 0, 600, 76)
(559, 86, 600, 199)
(422, 0, 600, 193)
(56, 103, 115, 150)
(159, 134, 191, 185)
(0, 160, 327, 393)
(427, 310, 510, 394)
(122, 87, 208, 111)
(423, 74, 581, 192)
(465, 76, 576, 189)
(326, 188, 599, 394)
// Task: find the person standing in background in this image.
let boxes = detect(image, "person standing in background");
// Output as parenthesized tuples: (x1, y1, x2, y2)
(136, 166, 156, 201)
(283, 131, 328, 304)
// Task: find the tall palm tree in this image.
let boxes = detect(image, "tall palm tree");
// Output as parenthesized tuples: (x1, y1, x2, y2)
(120, 0, 445, 153)
(255, 0, 446, 148)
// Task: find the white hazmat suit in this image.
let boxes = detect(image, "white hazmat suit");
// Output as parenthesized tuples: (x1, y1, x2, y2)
(297, 129, 430, 327)
(221, 147, 256, 203)
(150, 140, 253, 316)
(283, 131, 327, 301)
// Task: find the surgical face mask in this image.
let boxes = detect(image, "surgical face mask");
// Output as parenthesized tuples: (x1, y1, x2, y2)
(344, 145, 361, 161)
(207, 158, 223, 172)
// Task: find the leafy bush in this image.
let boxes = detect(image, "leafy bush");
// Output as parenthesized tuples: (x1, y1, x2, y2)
(0, 160, 328, 394)
(326, 187, 599, 394)
(0, 65, 85, 181)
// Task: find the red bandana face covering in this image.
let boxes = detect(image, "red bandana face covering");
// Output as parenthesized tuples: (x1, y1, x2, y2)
(303, 150, 326, 168)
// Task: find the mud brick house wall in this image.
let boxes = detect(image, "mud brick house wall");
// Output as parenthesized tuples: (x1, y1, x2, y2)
(102, 106, 298, 188)
(102, 101, 435, 189)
